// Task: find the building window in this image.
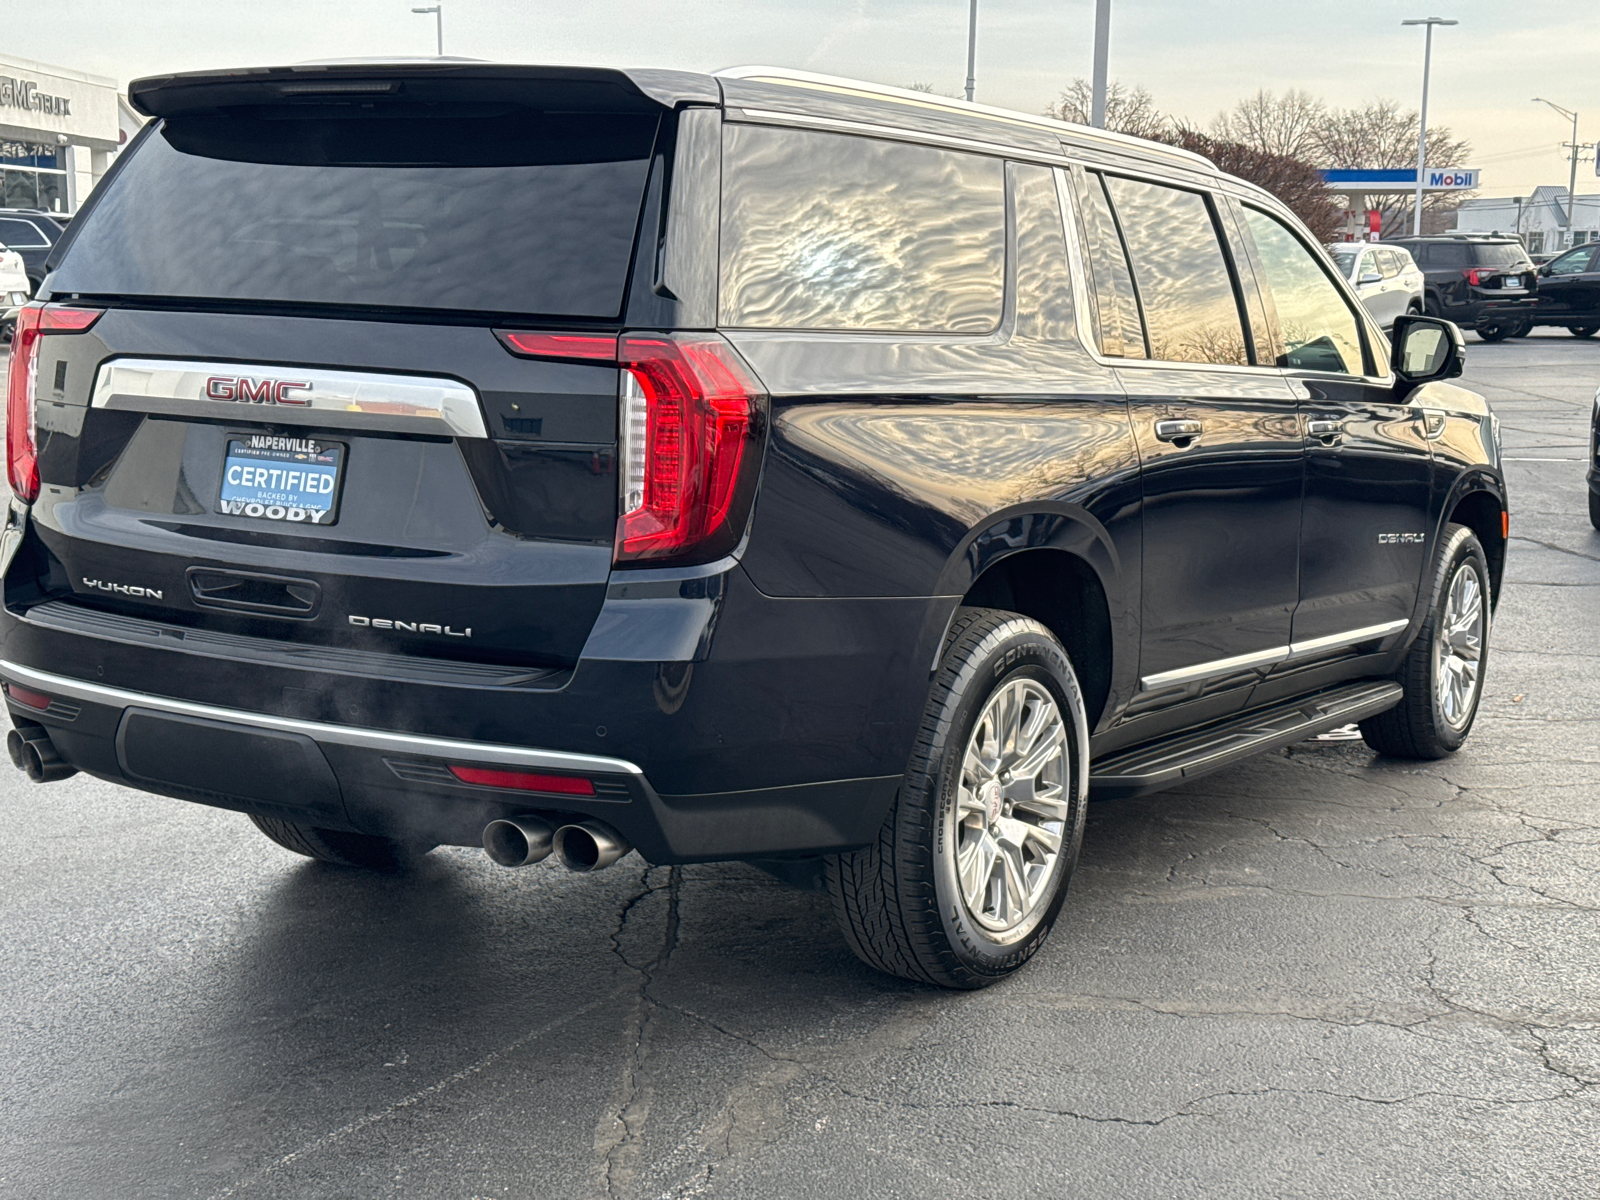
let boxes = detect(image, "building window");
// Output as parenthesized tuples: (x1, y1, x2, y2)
(0, 143, 68, 213)
(1525, 231, 1545, 255)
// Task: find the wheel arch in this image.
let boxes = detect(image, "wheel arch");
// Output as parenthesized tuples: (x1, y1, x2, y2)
(934, 506, 1131, 731)
(1444, 482, 1507, 607)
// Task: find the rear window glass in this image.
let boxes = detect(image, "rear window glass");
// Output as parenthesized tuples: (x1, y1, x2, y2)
(1422, 243, 1470, 267)
(1469, 243, 1529, 268)
(51, 109, 661, 318)
(719, 124, 1004, 333)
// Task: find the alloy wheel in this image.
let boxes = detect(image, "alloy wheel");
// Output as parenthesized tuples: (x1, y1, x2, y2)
(1433, 562, 1485, 730)
(953, 679, 1071, 933)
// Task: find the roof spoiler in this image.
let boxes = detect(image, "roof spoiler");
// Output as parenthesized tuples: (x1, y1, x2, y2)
(128, 62, 721, 119)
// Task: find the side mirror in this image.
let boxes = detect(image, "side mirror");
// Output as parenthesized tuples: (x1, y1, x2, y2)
(1391, 314, 1465, 384)
(1537, 265, 1550, 277)
(1359, 271, 1383, 285)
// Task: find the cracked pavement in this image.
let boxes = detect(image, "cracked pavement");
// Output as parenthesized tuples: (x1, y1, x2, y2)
(2, 333, 1599, 1198)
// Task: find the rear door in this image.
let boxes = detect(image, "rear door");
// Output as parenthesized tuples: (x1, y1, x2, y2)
(1234, 203, 1435, 656)
(1075, 169, 1302, 717)
(23, 85, 671, 675)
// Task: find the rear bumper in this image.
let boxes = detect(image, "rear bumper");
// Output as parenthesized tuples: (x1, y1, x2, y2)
(1456, 297, 1536, 327)
(0, 565, 944, 862)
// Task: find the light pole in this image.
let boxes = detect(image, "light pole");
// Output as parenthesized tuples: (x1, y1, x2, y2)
(1091, 0, 1111, 128)
(964, 0, 977, 102)
(1402, 17, 1456, 236)
(1532, 98, 1579, 245)
(412, 4, 442, 56)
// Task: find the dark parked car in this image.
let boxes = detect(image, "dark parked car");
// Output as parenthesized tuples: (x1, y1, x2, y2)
(1, 63, 1507, 988)
(0, 210, 64, 294)
(1530, 243, 1600, 338)
(1589, 388, 1600, 529)
(1383, 234, 1536, 341)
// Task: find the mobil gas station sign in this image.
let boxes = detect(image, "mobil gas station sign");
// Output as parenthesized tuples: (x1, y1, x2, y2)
(1320, 168, 1481, 191)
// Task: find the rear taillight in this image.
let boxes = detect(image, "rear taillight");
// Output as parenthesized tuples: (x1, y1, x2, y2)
(7, 304, 102, 503)
(614, 334, 764, 565)
(494, 327, 766, 567)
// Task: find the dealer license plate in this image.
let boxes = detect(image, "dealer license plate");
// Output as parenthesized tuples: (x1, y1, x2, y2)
(1502, 275, 1524, 289)
(217, 434, 345, 525)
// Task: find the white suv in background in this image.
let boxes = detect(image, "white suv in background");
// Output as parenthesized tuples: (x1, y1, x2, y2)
(1329, 243, 1425, 330)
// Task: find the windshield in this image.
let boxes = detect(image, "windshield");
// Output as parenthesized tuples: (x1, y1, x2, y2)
(1329, 247, 1360, 277)
(51, 108, 661, 318)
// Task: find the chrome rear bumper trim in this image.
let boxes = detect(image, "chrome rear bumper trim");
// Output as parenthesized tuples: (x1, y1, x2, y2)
(0, 660, 643, 777)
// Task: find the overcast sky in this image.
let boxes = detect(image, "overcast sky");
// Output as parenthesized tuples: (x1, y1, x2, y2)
(9, 0, 1596, 198)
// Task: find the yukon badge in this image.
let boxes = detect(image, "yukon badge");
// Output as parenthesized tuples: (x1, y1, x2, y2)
(204, 375, 313, 406)
(82, 577, 163, 600)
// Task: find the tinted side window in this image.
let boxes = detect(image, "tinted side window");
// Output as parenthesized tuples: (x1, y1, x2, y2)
(0, 218, 49, 247)
(1242, 207, 1364, 375)
(719, 125, 1004, 333)
(1009, 162, 1075, 342)
(1424, 243, 1471, 268)
(1101, 175, 1247, 366)
(1069, 169, 1145, 358)
(1545, 247, 1594, 275)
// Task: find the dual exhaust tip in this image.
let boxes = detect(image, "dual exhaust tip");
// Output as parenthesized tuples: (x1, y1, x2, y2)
(483, 815, 631, 873)
(6, 725, 77, 783)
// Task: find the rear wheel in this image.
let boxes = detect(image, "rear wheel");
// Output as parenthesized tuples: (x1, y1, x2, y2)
(827, 608, 1089, 989)
(248, 813, 435, 871)
(1360, 524, 1490, 760)
(1589, 490, 1600, 531)
(1571, 325, 1598, 339)
(1476, 321, 1512, 343)
(1510, 320, 1533, 338)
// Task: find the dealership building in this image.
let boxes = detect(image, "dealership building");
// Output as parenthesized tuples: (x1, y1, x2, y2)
(0, 51, 127, 216)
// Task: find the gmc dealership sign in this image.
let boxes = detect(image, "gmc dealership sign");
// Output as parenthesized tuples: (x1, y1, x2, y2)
(0, 78, 72, 118)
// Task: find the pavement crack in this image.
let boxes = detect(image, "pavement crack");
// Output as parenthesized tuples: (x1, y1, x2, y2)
(598, 864, 683, 1200)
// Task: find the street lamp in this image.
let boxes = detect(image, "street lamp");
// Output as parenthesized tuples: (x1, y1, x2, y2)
(412, 4, 442, 56)
(1402, 17, 1457, 237)
(1532, 98, 1579, 242)
(1091, 0, 1111, 128)
(964, 0, 977, 102)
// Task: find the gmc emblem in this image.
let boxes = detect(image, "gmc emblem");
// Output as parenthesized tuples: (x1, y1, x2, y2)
(204, 375, 312, 406)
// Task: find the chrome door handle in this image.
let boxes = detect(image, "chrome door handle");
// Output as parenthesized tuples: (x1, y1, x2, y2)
(1154, 418, 1203, 445)
(1307, 418, 1343, 442)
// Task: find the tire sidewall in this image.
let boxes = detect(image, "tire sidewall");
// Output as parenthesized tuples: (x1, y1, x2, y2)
(922, 622, 1088, 978)
(1424, 530, 1491, 751)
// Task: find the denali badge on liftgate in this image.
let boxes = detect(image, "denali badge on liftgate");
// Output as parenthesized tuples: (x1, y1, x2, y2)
(348, 615, 472, 638)
(217, 435, 345, 526)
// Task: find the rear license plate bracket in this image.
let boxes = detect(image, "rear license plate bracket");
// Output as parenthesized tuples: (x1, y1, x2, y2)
(217, 433, 346, 526)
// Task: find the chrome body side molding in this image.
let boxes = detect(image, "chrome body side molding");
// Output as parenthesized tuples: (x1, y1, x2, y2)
(1138, 619, 1410, 693)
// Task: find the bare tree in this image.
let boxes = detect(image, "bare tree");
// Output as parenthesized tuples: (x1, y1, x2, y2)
(1162, 127, 1343, 243)
(1210, 89, 1326, 160)
(1046, 78, 1169, 140)
(1313, 99, 1473, 235)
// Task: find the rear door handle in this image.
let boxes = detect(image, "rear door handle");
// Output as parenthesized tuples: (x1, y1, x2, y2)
(1307, 418, 1343, 443)
(1154, 418, 1203, 445)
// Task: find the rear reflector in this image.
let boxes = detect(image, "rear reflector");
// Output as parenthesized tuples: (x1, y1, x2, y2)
(4, 684, 52, 711)
(495, 330, 618, 362)
(7, 305, 104, 503)
(448, 764, 597, 796)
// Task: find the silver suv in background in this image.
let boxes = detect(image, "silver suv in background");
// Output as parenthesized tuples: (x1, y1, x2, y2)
(1329, 243, 1424, 330)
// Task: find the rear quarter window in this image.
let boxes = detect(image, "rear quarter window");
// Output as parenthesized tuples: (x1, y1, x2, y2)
(718, 125, 1004, 333)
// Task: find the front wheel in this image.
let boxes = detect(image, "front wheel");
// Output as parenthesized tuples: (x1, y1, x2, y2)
(1476, 321, 1512, 343)
(1510, 321, 1533, 338)
(1571, 325, 1598, 339)
(248, 813, 435, 871)
(1361, 524, 1490, 759)
(827, 608, 1090, 989)
(1588, 489, 1600, 531)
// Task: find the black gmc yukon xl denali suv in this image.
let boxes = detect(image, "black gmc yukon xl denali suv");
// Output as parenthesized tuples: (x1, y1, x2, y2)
(1, 63, 1507, 988)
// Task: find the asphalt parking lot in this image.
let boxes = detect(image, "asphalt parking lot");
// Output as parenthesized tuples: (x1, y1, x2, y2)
(2, 333, 1598, 1200)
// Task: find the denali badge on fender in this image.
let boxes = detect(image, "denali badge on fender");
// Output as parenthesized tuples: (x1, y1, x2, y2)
(348, 615, 472, 638)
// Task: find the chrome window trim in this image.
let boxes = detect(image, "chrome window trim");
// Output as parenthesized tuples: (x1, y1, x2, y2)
(89, 357, 488, 439)
(1138, 618, 1410, 691)
(0, 661, 645, 777)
